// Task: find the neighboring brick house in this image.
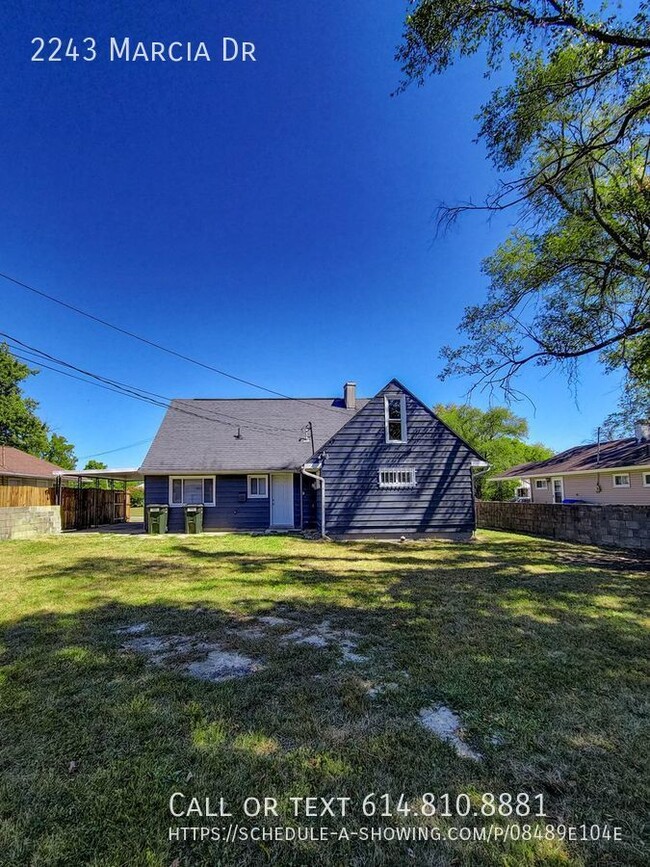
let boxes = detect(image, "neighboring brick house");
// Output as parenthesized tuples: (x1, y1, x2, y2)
(493, 422, 650, 505)
(140, 379, 487, 538)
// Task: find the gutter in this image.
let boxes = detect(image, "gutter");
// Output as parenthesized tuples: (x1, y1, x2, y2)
(300, 466, 326, 538)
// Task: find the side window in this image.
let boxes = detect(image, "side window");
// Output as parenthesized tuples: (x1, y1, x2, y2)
(171, 478, 183, 505)
(170, 477, 215, 505)
(384, 395, 407, 443)
(247, 475, 269, 498)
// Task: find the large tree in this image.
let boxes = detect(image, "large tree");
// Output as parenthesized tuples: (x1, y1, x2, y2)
(435, 403, 554, 499)
(0, 343, 77, 469)
(398, 1, 650, 416)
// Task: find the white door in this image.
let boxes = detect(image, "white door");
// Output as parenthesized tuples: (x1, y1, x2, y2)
(271, 473, 294, 527)
(552, 478, 564, 504)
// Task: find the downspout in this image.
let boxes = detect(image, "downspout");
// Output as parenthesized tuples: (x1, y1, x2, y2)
(301, 467, 325, 538)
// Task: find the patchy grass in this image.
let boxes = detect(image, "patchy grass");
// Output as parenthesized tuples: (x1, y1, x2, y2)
(0, 531, 647, 866)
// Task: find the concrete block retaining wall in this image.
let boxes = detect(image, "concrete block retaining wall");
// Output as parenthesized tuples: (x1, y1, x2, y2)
(0, 506, 62, 541)
(477, 501, 650, 552)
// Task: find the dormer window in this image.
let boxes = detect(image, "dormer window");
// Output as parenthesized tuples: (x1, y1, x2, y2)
(384, 394, 407, 444)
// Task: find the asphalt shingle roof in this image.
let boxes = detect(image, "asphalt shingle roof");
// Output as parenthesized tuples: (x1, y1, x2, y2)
(0, 446, 67, 478)
(495, 436, 650, 479)
(139, 397, 370, 472)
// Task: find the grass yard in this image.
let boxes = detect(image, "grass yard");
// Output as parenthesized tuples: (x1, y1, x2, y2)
(0, 531, 647, 866)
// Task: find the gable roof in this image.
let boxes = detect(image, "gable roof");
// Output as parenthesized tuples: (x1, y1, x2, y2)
(494, 436, 650, 480)
(139, 396, 370, 473)
(307, 378, 487, 465)
(0, 446, 67, 478)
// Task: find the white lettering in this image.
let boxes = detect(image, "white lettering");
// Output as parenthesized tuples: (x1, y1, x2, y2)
(222, 37, 239, 61)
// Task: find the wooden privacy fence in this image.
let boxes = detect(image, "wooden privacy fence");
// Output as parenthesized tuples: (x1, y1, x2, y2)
(60, 488, 130, 530)
(0, 485, 56, 508)
(0, 484, 130, 532)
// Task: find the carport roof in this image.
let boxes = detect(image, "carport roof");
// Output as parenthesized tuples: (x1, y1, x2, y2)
(56, 468, 143, 482)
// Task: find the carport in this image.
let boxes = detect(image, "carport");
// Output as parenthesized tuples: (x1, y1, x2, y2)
(55, 468, 143, 531)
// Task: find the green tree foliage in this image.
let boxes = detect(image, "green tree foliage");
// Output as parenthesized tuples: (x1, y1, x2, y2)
(83, 460, 107, 471)
(43, 435, 76, 470)
(128, 486, 144, 507)
(398, 1, 649, 413)
(0, 343, 77, 468)
(435, 403, 554, 499)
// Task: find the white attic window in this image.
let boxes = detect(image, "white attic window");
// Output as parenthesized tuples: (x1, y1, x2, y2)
(384, 394, 407, 444)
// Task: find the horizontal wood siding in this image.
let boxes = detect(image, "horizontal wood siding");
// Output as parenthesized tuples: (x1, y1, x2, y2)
(300, 474, 318, 529)
(213, 475, 270, 529)
(320, 385, 476, 535)
(144, 474, 273, 531)
(528, 470, 650, 505)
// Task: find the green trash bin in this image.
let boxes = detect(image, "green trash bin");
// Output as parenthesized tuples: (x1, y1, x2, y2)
(147, 504, 168, 534)
(184, 504, 204, 534)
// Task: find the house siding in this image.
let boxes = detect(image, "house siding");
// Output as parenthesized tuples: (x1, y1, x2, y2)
(319, 384, 477, 536)
(146, 473, 309, 532)
(528, 470, 650, 505)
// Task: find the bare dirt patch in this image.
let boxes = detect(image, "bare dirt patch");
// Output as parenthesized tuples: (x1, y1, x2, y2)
(279, 619, 368, 662)
(118, 627, 263, 682)
(187, 650, 262, 683)
(419, 705, 482, 761)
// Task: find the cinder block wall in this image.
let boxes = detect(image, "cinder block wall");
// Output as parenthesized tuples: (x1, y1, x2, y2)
(477, 502, 650, 552)
(0, 506, 62, 541)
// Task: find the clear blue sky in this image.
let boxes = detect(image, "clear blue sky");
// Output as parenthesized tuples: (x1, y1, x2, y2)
(1, 0, 622, 466)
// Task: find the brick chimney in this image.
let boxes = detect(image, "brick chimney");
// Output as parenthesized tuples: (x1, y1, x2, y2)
(634, 420, 650, 442)
(343, 381, 356, 410)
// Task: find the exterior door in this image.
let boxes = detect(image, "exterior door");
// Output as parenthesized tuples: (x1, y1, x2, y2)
(552, 478, 564, 504)
(271, 473, 294, 527)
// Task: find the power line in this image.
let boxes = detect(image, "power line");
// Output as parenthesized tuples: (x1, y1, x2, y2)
(10, 345, 305, 440)
(5, 335, 308, 439)
(79, 439, 152, 460)
(0, 270, 349, 415)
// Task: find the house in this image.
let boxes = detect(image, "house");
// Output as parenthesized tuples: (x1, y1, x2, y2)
(0, 446, 65, 540)
(0, 446, 66, 487)
(492, 422, 650, 505)
(140, 379, 486, 538)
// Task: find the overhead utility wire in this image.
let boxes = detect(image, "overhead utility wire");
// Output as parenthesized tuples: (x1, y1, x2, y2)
(4, 332, 302, 434)
(4, 336, 306, 438)
(0, 270, 349, 415)
(78, 439, 153, 460)
(9, 346, 303, 439)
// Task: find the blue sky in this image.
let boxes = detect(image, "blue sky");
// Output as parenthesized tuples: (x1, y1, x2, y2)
(1, 0, 622, 466)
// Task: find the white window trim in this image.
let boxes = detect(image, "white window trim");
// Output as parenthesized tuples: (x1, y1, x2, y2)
(378, 468, 416, 489)
(535, 479, 548, 489)
(612, 473, 630, 488)
(384, 394, 407, 444)
(247, 474, 269, 498)
(644, 473, 650, 488)
(169, 476, 216, 506)
(552, 477, 564, 504)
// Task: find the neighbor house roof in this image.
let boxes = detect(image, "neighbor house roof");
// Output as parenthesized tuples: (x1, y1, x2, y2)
(0, 445, 67, 479)
(493, 437, 650, 480)
(139, 397, 370, 473)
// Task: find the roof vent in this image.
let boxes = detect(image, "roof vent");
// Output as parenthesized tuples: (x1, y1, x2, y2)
(634, 420, 650, 443)
(344, 381, 356, 410)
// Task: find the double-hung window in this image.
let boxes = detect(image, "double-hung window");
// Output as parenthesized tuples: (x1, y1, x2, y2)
(379, 468, 416, 488)
(170, 477, 215, 506)
(644, 473, 650, 487)
(384, 394, 407, 443)
(612, 473, 630, 488)
(247, 475, 269, 498)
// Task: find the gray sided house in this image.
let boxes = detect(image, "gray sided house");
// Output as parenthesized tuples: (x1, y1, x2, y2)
(140, 379, 485, 538)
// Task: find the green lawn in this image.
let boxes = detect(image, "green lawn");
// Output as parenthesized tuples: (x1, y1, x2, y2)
(0, 531, 647, 866)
